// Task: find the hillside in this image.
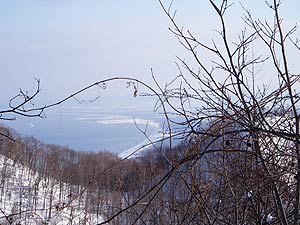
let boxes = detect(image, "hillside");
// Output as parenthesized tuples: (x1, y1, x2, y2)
(0, 124, 169, 225)
(0, 153, 103, 224)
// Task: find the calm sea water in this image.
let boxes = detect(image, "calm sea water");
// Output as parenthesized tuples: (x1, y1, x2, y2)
(2, 104, 166, 153)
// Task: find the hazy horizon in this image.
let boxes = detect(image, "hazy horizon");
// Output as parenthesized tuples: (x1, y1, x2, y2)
(1, 0, 299, 105)
(1, 1, 299, 153)
(1, 96, 169, 153)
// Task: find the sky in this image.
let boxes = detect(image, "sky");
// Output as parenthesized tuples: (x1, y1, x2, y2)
(0, 0, 300, 118)
(0, 0, 179, 105)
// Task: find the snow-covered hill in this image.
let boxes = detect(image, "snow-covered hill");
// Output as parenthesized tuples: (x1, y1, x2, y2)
(0, 154, 103, 225)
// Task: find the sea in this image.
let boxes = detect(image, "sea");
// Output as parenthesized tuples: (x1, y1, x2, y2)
(1, 100, 175, 155)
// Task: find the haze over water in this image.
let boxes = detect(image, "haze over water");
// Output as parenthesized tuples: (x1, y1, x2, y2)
(1, 97, 166, 154)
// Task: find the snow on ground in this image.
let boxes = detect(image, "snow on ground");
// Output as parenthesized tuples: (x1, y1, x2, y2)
(0, 155, 103, 225)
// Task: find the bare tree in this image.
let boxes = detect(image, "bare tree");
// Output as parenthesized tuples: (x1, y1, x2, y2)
(96, 0, 300, 224)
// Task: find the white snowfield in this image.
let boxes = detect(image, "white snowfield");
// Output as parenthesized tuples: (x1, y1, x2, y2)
(0, 155, 103, 225)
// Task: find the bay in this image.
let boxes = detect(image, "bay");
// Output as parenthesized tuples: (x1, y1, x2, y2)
(2, 104, 165, 154)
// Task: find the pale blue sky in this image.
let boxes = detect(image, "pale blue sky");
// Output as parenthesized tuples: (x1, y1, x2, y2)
(0, 0, 299, 106)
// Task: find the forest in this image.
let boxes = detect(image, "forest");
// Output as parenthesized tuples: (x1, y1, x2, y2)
(0, 108, 297, 225)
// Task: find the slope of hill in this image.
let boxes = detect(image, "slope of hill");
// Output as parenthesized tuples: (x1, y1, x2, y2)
(0, 154, 103, 225)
